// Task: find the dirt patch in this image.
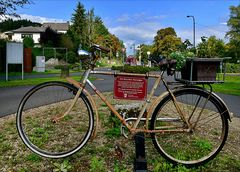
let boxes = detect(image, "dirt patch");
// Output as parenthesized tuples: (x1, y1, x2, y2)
(0, 92, 239, 171)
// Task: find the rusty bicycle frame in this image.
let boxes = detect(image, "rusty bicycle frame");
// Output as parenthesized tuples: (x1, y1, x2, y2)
(53, 68, 193, 138)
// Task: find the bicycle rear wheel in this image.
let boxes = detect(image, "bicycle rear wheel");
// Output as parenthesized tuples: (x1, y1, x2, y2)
(150, 87, 229, 166)
(16, 81, 94, 158)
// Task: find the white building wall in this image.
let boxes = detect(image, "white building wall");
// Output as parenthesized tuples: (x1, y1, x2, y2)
(12, 33, 22, 42)
(32, 33, 41, 43)
(11, 33, 41, 43)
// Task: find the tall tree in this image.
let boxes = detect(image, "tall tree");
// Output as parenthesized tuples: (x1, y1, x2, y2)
(226, 4, 240, 62)
(86, 8, 95, 45)
(0, 0, 30, 17)
(207, 36, 225, 57)
(153, 27, 182, 57)
(196, 36, 225, 58)
(196, 36, 209, 57)
(69, 2, 87, 49)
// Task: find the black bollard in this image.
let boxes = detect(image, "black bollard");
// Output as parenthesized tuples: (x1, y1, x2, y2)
(134, 132, 147, 172)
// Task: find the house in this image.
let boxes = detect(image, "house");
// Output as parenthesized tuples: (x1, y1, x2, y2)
(42, 22, 69, 34)
(4, 22, 70, 44)
(5, 26, 46, 44)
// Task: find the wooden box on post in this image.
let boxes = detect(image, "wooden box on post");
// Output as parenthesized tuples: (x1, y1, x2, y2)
(181, 58, 222, 82)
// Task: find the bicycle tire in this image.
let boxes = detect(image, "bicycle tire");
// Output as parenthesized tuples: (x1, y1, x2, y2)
(16, 81, 94, 158)
(150, 87, 229, 166)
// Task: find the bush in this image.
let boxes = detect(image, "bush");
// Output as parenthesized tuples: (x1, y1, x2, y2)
(112, 65, 158, 74)
(225, 63, 240, 73)
(23, 37, 34, 48)
(170, 51, 194, 70)
(66, 51, 77, 64)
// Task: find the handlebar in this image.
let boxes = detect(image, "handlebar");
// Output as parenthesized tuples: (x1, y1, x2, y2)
(149, 57, 177, 76)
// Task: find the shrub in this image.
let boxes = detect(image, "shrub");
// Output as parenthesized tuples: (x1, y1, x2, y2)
(112, 65, 158, 74)
(23, 37, 34, 48)
(225, 63, 240, 73)
(66, 51, 77, 64)
(170, 51, 194, 70)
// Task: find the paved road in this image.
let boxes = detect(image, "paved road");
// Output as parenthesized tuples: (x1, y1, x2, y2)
(0, 69, 239, 118)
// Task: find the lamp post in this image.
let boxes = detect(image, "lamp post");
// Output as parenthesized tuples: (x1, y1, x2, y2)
(187, 15, 196, 48)
(130, 44, 136, 57)
(147, 51, 151, 67)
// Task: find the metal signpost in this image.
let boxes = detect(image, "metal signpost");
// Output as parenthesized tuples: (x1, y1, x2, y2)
(114, 75, 147, 100)
(114, 75, 148, 171)
(6, 42, 24, 80)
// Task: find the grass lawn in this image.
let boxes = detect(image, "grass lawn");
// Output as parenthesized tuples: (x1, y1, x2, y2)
(0, 69, 81, 76)
(0, 76, 94, 88)
(0, 92, 239, 171)
(212, 74, 240, 96)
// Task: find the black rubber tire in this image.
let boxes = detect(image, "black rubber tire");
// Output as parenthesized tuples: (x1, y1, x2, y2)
(16, 81, 94, 158)
(150, 87, 228, 166)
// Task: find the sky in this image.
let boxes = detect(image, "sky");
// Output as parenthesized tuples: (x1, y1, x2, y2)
(2, 0, 240, 54)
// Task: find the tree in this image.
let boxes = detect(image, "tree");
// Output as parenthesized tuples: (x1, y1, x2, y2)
(67, 2, 125, 60)
(86, 8, 95, 45)
(153, 27, 182, 58)
(40, 27, 59, 47)
(225, 5, 240, 62)
(196, 36, 225, 58)
(69, 2, 87, 50)
(196, 36, 209, 57)
(0, 19, 41, 32)
(0, 0, 30, 17)
(226, 5, 240, 40)
(59, 34, 74, 51)
(207, 36, 225, 57)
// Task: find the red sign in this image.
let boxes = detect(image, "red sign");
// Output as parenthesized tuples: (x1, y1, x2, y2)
(114, 75, 147, 100)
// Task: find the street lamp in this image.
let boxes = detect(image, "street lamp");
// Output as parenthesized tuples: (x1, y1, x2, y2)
(187, 15, 196, 48)
(130, 44, 136, 57)
(147, 51, 151, 67)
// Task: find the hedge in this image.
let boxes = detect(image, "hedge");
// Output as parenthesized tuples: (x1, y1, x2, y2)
(112, 65, 159, 74)
(225, 63, 240, 73)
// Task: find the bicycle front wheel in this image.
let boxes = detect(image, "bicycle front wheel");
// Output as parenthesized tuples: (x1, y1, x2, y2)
(16, 81, 94, 158)
(150, 87, 229, 166)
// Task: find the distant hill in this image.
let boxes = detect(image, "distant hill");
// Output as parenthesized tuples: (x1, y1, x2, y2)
(0, 19, 42, 32)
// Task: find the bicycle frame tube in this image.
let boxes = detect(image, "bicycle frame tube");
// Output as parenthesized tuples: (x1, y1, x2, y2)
(86, 70, 165, 132)
(67, 69, 191, 134)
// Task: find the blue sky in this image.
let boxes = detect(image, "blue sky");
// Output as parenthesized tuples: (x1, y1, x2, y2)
(4, 0, 239, 54)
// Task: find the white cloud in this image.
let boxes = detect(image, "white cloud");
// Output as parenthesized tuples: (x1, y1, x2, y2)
(109, 22, 161, 55)
(177, 25, 228, 45)
(0, 14, 66, 23)
(220, 22, 227, 25)
(117, 14, 130, 22)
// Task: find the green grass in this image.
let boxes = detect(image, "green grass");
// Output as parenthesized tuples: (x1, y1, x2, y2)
(0, 70, 61, 76)
(0, 92, 239, 171)
(212, 74, 240, 96)
(0, 76, 95, 87)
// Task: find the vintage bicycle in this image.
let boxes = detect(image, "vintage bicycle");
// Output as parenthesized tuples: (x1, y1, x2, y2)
(16, 44, 231, 166)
